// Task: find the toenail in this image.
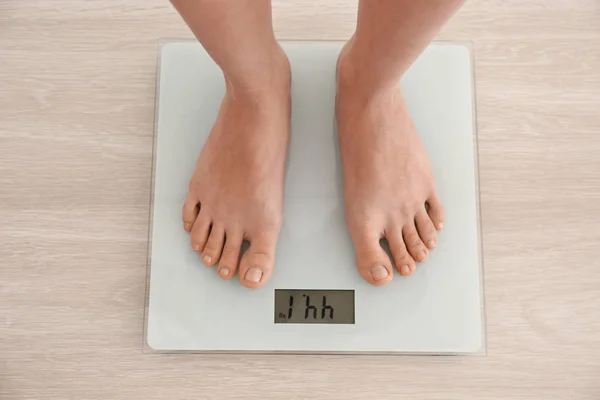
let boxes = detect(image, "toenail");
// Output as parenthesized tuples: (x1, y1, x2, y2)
(193, 244, 201, 252)
(245, 268, 263, 283)
(370, 265, 388, 281)
(438, 222, 444, 229)
(184, 223, 191, 231)
(219, 267, 230, 277)
(418, 250, 427, 261)
(400, 264, 410, 274)
(427, 239, 436, 247)
(202, 254, 212, 264)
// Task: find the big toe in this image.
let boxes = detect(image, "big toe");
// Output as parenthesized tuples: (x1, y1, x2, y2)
(239, 233, 278, 289)
(351, 230, 393, 286)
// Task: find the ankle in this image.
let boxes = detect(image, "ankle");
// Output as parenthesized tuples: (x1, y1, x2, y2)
(224, 45, 291, 103)
(336, 38, 402, 99)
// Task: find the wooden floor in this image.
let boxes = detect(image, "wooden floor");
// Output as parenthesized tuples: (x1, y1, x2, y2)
(1, 1, 599, 399)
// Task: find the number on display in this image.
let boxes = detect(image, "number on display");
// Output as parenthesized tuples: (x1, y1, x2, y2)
(288, 294, 334, 320)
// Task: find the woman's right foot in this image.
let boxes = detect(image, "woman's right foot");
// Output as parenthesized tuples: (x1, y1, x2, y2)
(182, 47, 291, 289)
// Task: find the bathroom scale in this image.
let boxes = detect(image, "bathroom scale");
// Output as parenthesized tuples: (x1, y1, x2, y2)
(144, 40, 485, 355)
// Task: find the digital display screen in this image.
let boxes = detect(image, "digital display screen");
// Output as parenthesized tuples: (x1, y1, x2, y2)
(274, 289, 355, 324)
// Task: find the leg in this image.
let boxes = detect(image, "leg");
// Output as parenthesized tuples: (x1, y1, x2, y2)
(171, 0, 290, 288)
(337, 0, 464, 285)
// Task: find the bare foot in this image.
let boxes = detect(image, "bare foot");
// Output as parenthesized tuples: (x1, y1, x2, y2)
(182, 49, 290, 289)
(336, 50, 445, 286)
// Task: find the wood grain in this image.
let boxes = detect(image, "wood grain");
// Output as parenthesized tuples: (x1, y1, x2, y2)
(1, 1, 599, 399)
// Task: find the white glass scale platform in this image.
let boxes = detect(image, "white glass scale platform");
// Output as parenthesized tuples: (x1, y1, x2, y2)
(145, 40, 485, 355)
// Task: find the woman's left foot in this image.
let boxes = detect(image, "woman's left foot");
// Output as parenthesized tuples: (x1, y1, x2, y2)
(336, 52, 445, 286)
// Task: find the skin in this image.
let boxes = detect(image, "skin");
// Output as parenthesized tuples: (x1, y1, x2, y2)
(171, 0, 465, 288)
(335, 0, 464, 284)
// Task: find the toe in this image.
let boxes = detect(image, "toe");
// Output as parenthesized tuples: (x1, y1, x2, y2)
(402, 223, 429, 263)
(386, 228, 416, 276)
(351, 229, 393, 286)
(190, 213, 211, 253)
(217, 231, 243, 280)
(201, 224, 225, 266)
(182, 194, 199, 232)
(239, 232, 278, 289)
(426, 193, 445, 230)
(415, 210, 438, 250)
